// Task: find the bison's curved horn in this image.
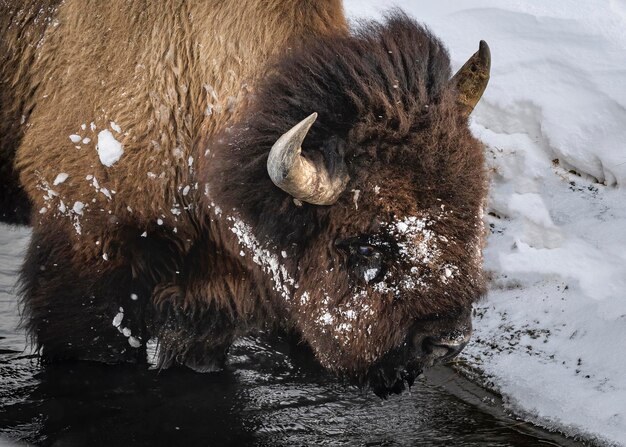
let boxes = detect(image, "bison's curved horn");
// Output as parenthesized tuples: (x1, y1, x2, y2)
(267, 113, 349, 205)
(451, 40, 491, 117)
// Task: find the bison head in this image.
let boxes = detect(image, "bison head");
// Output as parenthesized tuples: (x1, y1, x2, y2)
(210, 14, 490, 397)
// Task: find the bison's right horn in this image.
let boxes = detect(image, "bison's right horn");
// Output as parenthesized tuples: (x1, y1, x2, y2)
(267, 113, 349, 205)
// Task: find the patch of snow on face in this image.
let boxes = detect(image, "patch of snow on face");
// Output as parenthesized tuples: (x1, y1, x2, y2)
(337, 323, 352, 333)
(370, 215, 445, 296)
(130, 293, 138, 301)
(319, 312, 334, 325)
(82, 137, 91, 144)
(128, 337, 142, 348)
(300, 292, 310, 305)
(69, 134, 82, 143)
(396, 221, 409, 233)
(210, 202, 222, 216)
(157, 219, 163, 225)
(102, 253, 108, 261)
(110, 121, 122, 133)
(182, 185, 190, 196)
(391, 216, 440, 265)
(228, 216, 294, 301)
(39, 207, 47, 214)
(97, 130, 124, 167)
(344, 309, 357, 320)
(90, 122, 96, 131)
(312, 288, 378, 351)
(374, 185, 380, 195)
(364, 268, 379, 282)
(53, 173, 68, 185)
(439, 264, 459, 285)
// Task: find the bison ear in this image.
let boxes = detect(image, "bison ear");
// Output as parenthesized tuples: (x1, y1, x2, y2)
(451, 40, 491, 117)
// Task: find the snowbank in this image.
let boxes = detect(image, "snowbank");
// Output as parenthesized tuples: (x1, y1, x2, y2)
(344, 1, 626, 444)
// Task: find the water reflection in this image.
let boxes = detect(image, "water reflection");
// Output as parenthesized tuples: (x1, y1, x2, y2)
(0, 335, 584, 447)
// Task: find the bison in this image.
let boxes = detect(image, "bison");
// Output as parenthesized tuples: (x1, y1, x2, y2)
(1, 0, 490, 396)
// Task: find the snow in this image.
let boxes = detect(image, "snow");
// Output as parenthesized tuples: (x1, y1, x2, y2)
(228, 216, 296, 302)
(344, 1, 626, 444)
(96, 129, 124, 167)
(111, 306, 141, 348)
(53, 173, 68, 185)
(72, 201, 84, 215)
(363, 268, 378, 283)
(112, 309, 124, 328)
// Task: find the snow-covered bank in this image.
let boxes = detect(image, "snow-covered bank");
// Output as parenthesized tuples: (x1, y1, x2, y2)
(344, 1, 626, 444)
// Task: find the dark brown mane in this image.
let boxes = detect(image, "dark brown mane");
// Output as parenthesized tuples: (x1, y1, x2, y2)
(208, 12, 481, 247)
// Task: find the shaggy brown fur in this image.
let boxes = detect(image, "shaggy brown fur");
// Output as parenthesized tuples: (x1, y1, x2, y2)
(206, 13, 487, 382)
(6, 1, 488, 396)
(0, 1, 63, 223)
(3, 0, 347, 231)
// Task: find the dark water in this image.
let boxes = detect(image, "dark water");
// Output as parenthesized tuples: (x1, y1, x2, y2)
(0, 227, 586, 446)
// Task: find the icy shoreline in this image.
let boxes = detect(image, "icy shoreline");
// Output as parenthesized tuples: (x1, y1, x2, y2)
(345, 1, 626, 445)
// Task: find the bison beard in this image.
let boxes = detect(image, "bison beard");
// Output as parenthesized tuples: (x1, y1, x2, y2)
(7, 4, 489, 398)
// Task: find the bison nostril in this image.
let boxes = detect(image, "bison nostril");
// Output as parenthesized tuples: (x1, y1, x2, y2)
(422, 335, 469, 362)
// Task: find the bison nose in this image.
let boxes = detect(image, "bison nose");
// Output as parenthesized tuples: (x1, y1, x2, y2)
(421, 331, 471, 363)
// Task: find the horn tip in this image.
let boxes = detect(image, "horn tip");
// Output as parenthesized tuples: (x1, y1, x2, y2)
(299, 112, 319, 135)
(478, 40, 491, 65)
(306, 112, 318, 124)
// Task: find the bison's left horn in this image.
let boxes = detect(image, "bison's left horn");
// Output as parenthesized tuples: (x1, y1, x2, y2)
(267, 113, 349, 205)
(451, 40, 491, 117)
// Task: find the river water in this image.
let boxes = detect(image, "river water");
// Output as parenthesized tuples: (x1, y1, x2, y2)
(0, 226, 586, 446)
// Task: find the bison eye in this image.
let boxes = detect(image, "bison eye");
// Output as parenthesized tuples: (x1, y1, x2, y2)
(352, 243, 384, 283)
(335, 238, 386, 282)
(358, 245, 375, 256)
